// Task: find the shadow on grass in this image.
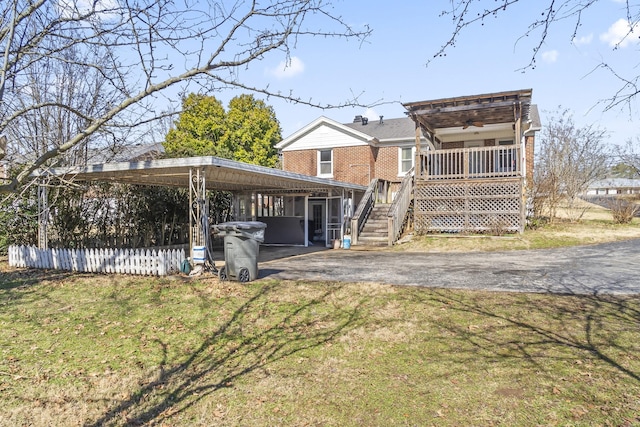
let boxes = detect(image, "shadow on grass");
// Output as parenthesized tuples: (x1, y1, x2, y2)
(0, 268, 78, 291)
(85, 281, 367, 426)
(421, 287, 640, 384)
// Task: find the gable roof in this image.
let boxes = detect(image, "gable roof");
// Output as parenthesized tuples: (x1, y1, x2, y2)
(276, 116, 375, 150)
(276, 116, 421, 151)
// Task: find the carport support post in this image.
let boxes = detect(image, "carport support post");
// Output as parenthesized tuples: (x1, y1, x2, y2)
(189, 168, 207, 256)
(37, 181, 48, 249)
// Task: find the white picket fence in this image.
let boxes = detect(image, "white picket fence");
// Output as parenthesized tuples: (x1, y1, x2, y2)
(7, 245, 186, 276)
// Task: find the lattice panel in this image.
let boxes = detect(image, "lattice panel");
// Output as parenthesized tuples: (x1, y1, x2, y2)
(468, 197, 519, 213)
(416, 198, 466, 213)
(414, 182, 467, 199)
(415, 178, 523, 233)
(468, 180, 520, 196)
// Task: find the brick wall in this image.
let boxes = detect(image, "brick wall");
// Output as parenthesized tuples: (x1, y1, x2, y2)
(281, 145, 404, 186)
(375, 146, 402, 182)
(282, 150, 317, 176)
(525, 135, 535, 187)
(332, 146, 375, 186)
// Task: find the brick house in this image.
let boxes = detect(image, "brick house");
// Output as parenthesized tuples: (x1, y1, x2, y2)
(277, 89, 541, 245)
(276, 115, 427, 188)
(276, 115, 426, 245)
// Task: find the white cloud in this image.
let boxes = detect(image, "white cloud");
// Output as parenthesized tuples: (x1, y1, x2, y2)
(57, 0, 120, 21)
(267, 56, 305, 79)
(600, 18, 640, 48)
(541, 50, 559, 63)
(572, 34, 593, 46)
(362, 108, 381, 121)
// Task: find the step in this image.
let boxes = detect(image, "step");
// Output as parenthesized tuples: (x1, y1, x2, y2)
(360, 226, 388, 234)
(355, 236, 388, 246)
(358, 231, 389, 239)
(361, 219, 387, 229)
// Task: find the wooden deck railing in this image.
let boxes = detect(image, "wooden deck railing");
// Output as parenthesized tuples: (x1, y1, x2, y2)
(420, 145, 521, 180)
(350, 178, 378, 245)
(387, 167, 413, 246)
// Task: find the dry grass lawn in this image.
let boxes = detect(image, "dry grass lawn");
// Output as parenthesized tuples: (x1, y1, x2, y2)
(1, 205, 640, 426)
(395, 201, 640, 253)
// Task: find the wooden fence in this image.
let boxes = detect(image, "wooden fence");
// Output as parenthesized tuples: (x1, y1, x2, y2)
(8, 245, 186, 276)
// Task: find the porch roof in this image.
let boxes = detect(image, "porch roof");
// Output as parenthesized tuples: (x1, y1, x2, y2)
(403, 89, 533, 132)
(39, 155, 367, 194)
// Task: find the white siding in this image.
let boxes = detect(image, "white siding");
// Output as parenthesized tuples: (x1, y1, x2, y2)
(281, 124, 369, 151)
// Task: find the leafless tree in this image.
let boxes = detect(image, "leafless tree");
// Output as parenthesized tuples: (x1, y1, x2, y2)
(431, 1, 639, 114)
(0, 0, 371, 194)
(533, 108, 611, 221)
(617, 136, 640, 176)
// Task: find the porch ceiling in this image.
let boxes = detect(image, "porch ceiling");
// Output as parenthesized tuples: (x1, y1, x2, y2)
(40, 156, 366, 194)
(403, 89, 533, 132)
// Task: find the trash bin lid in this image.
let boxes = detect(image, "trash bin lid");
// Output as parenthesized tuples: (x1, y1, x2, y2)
(214, 221, 267, 231)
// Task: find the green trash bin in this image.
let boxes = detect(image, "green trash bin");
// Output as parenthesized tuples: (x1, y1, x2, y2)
(213, 221, 266, 282)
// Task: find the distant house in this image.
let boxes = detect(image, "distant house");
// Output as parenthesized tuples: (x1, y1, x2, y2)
(586, 179, 640, 195)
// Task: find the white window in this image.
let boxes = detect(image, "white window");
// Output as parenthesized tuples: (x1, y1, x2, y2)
(318, 149, 333, 176)
(398, 147, 415, 176)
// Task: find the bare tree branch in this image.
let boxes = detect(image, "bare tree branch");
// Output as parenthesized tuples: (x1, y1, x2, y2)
(431, 0, 639, 115)
(0, 0, 372, 194)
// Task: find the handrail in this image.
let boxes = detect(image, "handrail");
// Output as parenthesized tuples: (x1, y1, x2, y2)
(387, 167, 414, 246)
(350, 178, 378, 245)
(420, 145, 521, 180)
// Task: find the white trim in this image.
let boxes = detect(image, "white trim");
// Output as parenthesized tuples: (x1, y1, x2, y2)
(276, 116, 376, 151)
(317, 149, 333, 178)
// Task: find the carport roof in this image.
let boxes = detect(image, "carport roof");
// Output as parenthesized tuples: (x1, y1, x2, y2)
(40, 156, 367, 193)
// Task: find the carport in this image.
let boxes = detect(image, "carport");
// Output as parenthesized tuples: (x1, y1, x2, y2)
(35, 156, 366, 253)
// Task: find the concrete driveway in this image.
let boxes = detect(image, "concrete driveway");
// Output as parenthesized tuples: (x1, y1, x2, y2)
(256, 239, 640, 295)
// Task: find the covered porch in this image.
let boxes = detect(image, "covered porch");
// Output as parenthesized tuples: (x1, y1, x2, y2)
(404, 89, 540, 233)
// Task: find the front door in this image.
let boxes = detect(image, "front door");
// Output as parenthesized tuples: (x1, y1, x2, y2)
(309, 200, 326, 245)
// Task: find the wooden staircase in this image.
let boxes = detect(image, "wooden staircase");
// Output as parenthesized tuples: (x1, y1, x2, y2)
(355, 203, 390, 246)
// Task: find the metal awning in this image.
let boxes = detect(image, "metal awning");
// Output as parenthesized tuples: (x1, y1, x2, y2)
(40, 155, 367, 193)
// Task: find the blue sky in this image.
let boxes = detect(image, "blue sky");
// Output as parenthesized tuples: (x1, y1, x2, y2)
(221, 0, 639, 146)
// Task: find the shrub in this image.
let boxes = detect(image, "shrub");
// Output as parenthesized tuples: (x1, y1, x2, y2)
(608, 196, 640, 224)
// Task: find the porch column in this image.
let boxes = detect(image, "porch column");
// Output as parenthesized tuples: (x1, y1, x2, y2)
(414, 121, 422, 176)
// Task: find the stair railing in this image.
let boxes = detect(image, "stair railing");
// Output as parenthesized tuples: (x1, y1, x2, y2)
(350, 178, 378, 245)
(387, 167, 414, 246)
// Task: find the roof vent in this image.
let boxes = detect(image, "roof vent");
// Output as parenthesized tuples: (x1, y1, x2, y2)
(379, 115, 384, 125)
(353, 115, 362, 123)
(362, 117, 369, 125)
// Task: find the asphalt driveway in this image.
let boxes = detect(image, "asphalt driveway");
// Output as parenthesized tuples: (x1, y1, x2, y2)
(256, 239, 640, 295)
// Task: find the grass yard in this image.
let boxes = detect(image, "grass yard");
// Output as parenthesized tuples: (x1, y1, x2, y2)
(1, 263, 640, 426)
(395, 217, 640, 253)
